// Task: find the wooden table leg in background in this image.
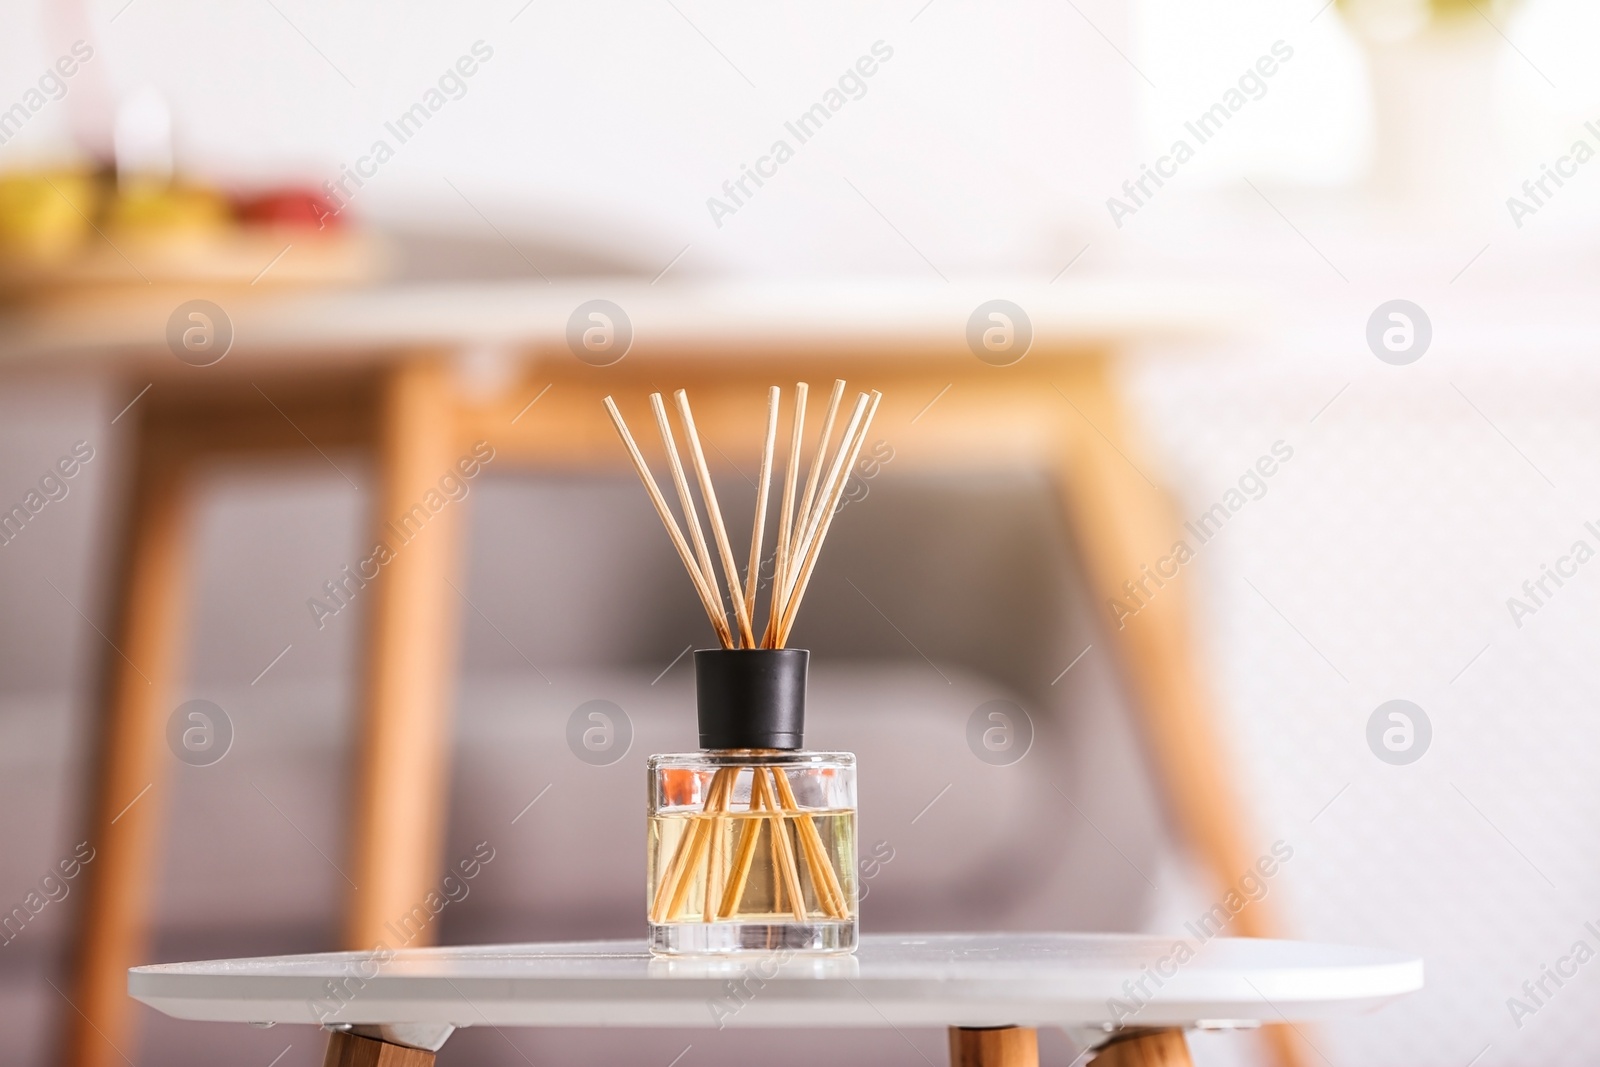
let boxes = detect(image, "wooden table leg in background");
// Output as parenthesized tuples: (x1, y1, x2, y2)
(61, 436, 194, 1067)
(1052, 358, 1303, 1067)
(949, 1026, 1038, 1067)
(343, 359, 465, 949)
(946, 1026, 1195, 1067)
(323, 1030, 436, 1067)
(59, 364, 457, 1064)
(1089, 1029, 1193, 1067)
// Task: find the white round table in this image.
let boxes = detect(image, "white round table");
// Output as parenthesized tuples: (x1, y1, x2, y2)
(129, 933, 1422, 1067)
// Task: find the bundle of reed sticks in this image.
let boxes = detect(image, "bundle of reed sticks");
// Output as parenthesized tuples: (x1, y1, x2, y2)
(602, 380, 882, 651)
(603, 381, 881, 926)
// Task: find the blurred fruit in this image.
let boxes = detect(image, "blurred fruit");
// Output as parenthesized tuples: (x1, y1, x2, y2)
(107, 179, 230, 238)
(236, 188, 341, 230)
(0, 170, 104, 263)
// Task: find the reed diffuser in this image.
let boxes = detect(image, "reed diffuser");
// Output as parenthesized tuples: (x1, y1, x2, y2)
(604, 381, 881, 954)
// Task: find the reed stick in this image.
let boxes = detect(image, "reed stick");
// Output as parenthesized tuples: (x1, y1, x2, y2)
(744, 386, 780, 641)
(764, 382, 808, 648)
(771, 779, 841, 920)
(790, 380, 845, 564)
(704, 804, 726, 925)
(790, 392, 868, 549)
(602, 397, 731, 647)
(650, 393, 733, 648)
(779, 391, 881, 645)
(674, 390, 757, 649)
(718, 777, 764, 919)
(778, 392, 870, 623)
(649, 801, 704, 924)
(649, 769, 715, 924)
(769, 768, 848, 918)
(664, 768, 734, 921)
(762, 772, 784, 914)
(702, 770, 734, 924)
(752, 765, 808, 920)
(664, 818, 711, 922)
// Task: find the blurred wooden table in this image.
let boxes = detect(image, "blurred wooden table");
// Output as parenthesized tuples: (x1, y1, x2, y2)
(0, 278, 1291, 1067)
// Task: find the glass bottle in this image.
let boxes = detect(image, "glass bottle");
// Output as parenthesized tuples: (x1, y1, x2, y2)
(646, 649, 858, 954)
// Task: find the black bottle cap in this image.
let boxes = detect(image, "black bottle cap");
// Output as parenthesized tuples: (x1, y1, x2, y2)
(695, 648, 807, 751)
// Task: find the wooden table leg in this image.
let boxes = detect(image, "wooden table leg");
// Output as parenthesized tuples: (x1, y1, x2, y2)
(61, 440, 194, 1067)
(948, 1026, 1038, 1067)
(343, 359, 465, 949)
(1089, 1029, 1192, 1067)
(1052, 358, 1302, 1067)
(323, 1030, 436, 1067)
(1054, 358, 1268, 937)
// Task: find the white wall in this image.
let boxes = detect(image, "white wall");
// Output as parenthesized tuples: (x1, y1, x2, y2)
(2, 0, 1144, 276)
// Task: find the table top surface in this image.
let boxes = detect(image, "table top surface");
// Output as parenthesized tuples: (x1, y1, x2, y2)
(0, 277, 1245, 366)
(129, 933, 1422, 1032)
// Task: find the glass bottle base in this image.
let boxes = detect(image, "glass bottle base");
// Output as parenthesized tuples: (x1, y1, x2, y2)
(649, 919, 857, 955)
